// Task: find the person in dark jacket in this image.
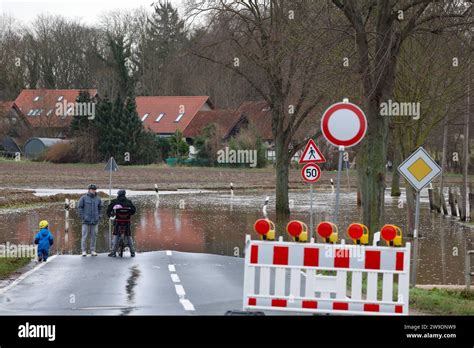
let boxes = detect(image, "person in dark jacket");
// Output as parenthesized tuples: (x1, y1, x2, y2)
(78, 184, 103, 257)
(107, 190, 137, 257)
(34, 220, 54, 262)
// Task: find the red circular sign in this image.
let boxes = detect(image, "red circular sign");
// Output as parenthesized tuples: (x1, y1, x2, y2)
(321, 102, 367, 147)
(348, 224, 363, 239)
(317, 222, 333, 238)
(301, 163, 321, 183)
(254, 219, 270, 235)
(381, 225, 396, 241)
(287, 221, 303, 237)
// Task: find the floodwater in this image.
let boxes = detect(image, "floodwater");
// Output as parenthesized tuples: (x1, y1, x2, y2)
(0, 188, 472, 285)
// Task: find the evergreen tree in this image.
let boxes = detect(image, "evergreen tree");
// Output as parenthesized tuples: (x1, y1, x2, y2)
(147, 1, 186, 60)
(69, 90, 94, 135)
(137, 1, 187, 95)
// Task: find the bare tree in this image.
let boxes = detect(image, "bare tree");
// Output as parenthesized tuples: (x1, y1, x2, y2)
(186, 0, 342, 216)
(331, 0, 473, 233)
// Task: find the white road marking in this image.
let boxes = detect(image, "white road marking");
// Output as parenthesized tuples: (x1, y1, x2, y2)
(175, 284, 186, 297)
(179, 299, 195, 311)
(166, 257, 195, 312)
(0, 255, 57, 295)
(152, 266, 160, 269)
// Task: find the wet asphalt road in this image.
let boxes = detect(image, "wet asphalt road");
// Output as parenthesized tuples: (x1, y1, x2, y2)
(0, 251, 245, 315)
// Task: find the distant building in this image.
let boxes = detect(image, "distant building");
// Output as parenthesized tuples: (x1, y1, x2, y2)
(0, 135, 22, 158)
(0, 101, 30, 138)
(24, 137, 67, 159)
(14, 89, 98, 137)
(136, 96, 214, 138)
(183, 110, 247, 141)
(236, 101, 273, 145)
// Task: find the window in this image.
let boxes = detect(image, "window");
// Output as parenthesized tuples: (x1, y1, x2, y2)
(57, 96, 64, 102)
(175, 112, 184, 122)
(37, 109, 43, 115)
(32, 109, 40, 116)
(141, 113, 149, 121)
(27, 109, 34, 116)
(34, 96, 40, 102)
(155, 113, 165, 122)
(47, 109, 53, 116)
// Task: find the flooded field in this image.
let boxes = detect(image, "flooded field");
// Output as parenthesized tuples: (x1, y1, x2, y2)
(0, 188, 472, 285)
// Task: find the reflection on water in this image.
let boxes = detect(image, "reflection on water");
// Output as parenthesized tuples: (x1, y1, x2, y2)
(122, 265, 140, 316)
(0, 190, 472, 285)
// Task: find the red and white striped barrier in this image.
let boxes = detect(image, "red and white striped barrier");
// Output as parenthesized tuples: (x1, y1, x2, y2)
(243, 235, 411, 315)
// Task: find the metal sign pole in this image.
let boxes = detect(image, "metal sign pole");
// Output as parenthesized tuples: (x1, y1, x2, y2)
(345, 156, 351, 190)
(333, 146, 344, 224)
(310, 184, 314, 241)
(411, 190, 421, 287)
(108, 157, 112, 251)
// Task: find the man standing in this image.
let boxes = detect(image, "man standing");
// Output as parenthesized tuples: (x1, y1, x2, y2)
(78, 184, 103, 257)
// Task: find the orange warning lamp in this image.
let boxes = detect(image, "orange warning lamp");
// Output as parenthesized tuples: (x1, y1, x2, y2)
(254, 219, 276, 241)
(286, 220, 308, 242)
(381, 224, 402, 247)
(316, 222, 338, 244)
(347, 223, 369, 245)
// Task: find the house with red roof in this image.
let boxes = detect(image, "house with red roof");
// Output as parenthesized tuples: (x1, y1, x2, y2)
(136, 96, 214, 137)
(237, 100, 273, 144)
(182, 110, 247, 140)
(0, 101, 30, 138)
(14, 89, 98, 137)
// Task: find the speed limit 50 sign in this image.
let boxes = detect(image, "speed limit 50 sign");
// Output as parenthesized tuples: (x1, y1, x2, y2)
(301, 163, 321, 183)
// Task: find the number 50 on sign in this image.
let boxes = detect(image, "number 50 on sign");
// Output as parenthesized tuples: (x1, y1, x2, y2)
(301, 163, 321, 183)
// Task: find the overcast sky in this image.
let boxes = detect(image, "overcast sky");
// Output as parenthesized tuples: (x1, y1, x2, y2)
(1, 0, 186, 25)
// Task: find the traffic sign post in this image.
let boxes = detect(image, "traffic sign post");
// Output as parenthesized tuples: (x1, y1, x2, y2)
(334, 146, 344, 224)
(321, 100, 367, 224)
(301, 163, 321, 240)
(398, 147, 441, 287)
(105, 156, 119, 250)
(301, 163, 321, 183)
(299, 139, 326, 164)
(299, 140, 325, 241)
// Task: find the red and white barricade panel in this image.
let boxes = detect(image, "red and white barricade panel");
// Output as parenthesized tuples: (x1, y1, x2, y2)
(243, 236, 411, 315)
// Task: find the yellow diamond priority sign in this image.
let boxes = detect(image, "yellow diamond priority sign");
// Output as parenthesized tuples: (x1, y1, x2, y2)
(398, 147, 441, 191)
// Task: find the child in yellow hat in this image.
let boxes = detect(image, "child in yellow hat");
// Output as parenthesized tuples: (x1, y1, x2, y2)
(34, 220, 54, 262)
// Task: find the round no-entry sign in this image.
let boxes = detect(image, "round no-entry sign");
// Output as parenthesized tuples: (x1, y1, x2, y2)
(321, 102, 367, 147)
(301, 163, 321, 183)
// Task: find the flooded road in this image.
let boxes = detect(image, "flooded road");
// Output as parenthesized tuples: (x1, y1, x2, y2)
(0, 189, 472, 285)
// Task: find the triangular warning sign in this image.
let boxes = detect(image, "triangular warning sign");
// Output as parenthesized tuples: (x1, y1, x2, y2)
(299, 139, 326, 164)
(104, 157, 119, 172)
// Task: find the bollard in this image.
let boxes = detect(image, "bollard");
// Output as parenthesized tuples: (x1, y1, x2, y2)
(449, 187, 458, 216)
(428, 188, 434, 211)
(380, 224, 402, 247)
(262, 196, 270, 219)
(347, 223, 369, 245)
(154, 184, 159, 208)
(440, 189, 448, 215)
(466, 250, 473, 292)
(254, 219, 275, 241)
(316, 221, 338, 244)
(470, 192, 474, 221)
(286, 220, 308, 242)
